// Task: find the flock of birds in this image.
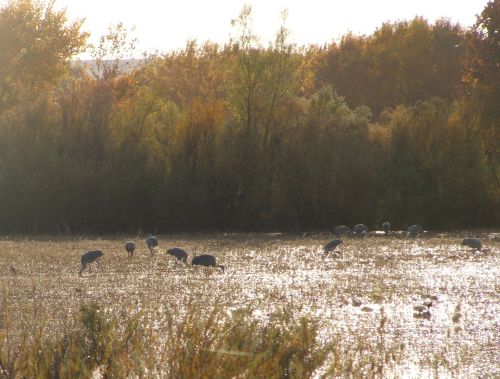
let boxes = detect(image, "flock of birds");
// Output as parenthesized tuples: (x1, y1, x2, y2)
(323, 222, 484, 256)
(322, 222, 485, 320)
(1, 221, 484, 324)
(324, 222, 483, 250)
(78, 222, 485, 281)
(80, 236, 224, 276)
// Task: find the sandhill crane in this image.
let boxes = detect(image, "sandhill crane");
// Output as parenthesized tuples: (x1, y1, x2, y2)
(80, 250, 103, 275)
(145, 236, 158, 255)
(334, 225, 352, 235)
(462, 238, 482, 251)
(382, 221, 391, 235)
(191, 255, 225, 273)
(125, 241, 136, 257)
(324, 239, 342, 252)
(407, 225, 423, 237)
(353, 224, 368, 236)
(167, 247, 188, 263)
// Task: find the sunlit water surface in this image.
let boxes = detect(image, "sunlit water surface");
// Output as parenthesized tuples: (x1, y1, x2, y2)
(1, 232, 498, 377)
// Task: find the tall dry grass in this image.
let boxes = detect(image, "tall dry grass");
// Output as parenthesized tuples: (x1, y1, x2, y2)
(0, 299, 405, 378)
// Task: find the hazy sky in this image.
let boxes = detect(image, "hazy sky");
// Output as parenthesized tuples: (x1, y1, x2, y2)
(52, 0, 488, 56)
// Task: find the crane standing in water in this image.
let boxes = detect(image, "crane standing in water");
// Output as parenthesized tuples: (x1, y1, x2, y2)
(382, 221, 391, 235)
(407, 225, 423, 237)
(462, 238, 482, 251)
(125, 241, 137, 257)
(146, 236, 159, 255)
(191, 255, 225, 273)
(79, 250, 103, 275)
(324, 239, 342, 252)
(167, 247, 188, 262)
(353, 224, 368, 236)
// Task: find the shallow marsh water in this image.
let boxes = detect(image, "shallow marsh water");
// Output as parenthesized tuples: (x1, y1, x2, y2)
(0, 232, 499, 377)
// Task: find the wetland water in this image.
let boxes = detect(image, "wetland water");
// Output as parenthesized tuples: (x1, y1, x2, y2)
(1, 232, 499, 377)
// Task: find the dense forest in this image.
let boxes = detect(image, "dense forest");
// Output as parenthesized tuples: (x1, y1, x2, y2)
(0, 0, 498, 233)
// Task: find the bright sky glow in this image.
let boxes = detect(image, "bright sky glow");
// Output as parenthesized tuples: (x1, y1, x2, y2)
(51, 0, 488, 56)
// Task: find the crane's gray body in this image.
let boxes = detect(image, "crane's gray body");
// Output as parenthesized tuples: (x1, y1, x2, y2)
(125, 241, 136, 257)
(324, 239, 342, 252)
(353, 224, 368, 235)
(80, 250, 103, 275)
(192, 254, 225, 273)
(382, 222, 391, 234)
(407, 225, 423, 237)
(146, 236, 158, 254)
(462, 238, 482, 250)
(167, 247, 188, 262)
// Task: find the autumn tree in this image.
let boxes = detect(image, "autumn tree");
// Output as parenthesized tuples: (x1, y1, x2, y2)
(0, 0, 88, 232)
(0, 0, 87, 110)
(0, 2, 498, 233)
(316, 17, 466, 118)
(466, 0, 500, 179)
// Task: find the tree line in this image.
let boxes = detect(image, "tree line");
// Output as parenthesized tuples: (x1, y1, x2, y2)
(0, 0, 498, 234)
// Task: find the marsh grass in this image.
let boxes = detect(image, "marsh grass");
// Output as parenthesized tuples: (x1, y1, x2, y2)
(0, 300, 403, 378)
(0, 233, 498, 377)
